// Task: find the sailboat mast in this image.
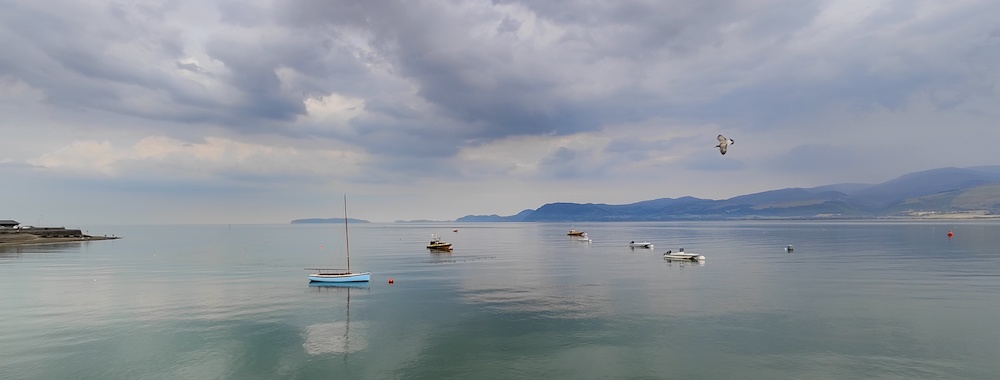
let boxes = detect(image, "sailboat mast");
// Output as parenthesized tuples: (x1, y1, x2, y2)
(344, 194, 351, 272)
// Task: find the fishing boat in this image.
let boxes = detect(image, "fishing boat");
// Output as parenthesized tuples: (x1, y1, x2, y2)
(629, 241, 654, 249)
(662, 248, 705, 262)
(567, 229, 586, 236)
(427, 234, 453, 251)
(307, 195, 372, 283)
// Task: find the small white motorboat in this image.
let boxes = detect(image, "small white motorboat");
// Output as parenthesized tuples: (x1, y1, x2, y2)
(662, 248, 705, 262)
(629, 241, 654, 249)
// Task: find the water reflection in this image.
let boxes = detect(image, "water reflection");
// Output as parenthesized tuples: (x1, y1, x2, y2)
(303, 283, 368, 355)
(0, 243, 88, 261)
(0, 242, 83, 256)
(308, 282, 371, 289)
(662, 259, 707, 267)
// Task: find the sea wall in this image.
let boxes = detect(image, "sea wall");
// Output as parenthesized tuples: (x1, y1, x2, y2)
(0, 227, 84, 238)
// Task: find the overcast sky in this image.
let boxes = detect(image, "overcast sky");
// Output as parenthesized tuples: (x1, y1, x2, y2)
(2, 0, 999, 224)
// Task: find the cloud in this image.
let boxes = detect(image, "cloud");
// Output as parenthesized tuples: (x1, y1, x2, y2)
(2, 0, 1000, 223)
(27, 136, 367, 186)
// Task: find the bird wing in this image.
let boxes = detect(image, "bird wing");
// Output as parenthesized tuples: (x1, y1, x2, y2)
(718, 135, 727, 143)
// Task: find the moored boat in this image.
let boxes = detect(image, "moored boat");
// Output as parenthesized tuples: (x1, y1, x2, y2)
(307, 195, 371, 283)
(308, 271, 372, 283)
(662, 248, 705, 262)
(427, 234, 453, 250)
(567, 229, 586, 236)
(629, 241, 654, 249)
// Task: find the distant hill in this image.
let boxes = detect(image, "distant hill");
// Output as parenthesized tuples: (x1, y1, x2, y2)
(291, 218, 371, 224)
(851, 167, 1000, 207)
(455, 166, 1000, 222)
(456, 209, 534, 222)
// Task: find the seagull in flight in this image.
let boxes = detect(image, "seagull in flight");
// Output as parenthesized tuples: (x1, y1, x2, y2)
(716, 135, 734, 155)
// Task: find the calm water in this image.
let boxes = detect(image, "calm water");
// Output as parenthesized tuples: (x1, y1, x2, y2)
(2, 221, 999, 379)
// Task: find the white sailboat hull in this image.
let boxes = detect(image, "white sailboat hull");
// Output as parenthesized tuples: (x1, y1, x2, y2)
(309, 271, 372, 283)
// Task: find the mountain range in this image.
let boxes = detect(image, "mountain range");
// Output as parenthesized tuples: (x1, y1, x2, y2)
(455, 166, 1000, 222)
(290, 218, 371, 224)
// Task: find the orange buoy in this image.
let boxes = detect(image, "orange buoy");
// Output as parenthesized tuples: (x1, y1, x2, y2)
(947, 230, 954, 238)
(388, 277, 394, 284)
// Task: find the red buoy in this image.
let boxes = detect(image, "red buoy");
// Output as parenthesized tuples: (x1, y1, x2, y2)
(388, 277, 394, 284)
(947, 230, 954, 238)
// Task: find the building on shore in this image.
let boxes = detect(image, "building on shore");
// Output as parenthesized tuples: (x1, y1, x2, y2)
(0, 219, 91, 239)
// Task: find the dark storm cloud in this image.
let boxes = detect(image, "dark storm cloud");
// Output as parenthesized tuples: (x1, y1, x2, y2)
(539, 146, 585, 178)
(5, 0, 1000, 170)
(1, 2, 229, 128)
(276, 0, 615, 140)
(1, 0, 349, 131)
(321, 0, 829, 145)
(202, 37, 306, 121)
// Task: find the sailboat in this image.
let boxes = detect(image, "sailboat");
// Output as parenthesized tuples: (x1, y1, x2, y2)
(307, 195, 372, 283)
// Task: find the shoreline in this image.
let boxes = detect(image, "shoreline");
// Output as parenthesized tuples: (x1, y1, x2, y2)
(0, 233, 120, 247)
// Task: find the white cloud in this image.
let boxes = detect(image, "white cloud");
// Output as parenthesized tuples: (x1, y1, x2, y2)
(28, 136, 369, 182)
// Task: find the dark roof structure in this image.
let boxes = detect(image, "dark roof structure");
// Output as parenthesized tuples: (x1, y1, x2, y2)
(0, 220, 20, 227)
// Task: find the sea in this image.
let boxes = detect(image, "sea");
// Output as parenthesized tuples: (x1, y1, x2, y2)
(1, 221, 999, 379)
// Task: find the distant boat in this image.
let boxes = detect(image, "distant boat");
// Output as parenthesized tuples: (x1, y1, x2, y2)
(662, 248, 705, 262)
(629, 241, 654, 249)
(567, 229, 586, 236)
(307, 195, 372, 283)
(427, 234, 453, 251)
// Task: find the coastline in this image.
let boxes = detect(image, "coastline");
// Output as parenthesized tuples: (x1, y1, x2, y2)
(0, 233, 119, 247)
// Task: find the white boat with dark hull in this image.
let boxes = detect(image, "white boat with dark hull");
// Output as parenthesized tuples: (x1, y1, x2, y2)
(629, 241, 654, 249)
(662, 248, 705, 262)
(308, 195, 371, 283)
(427, 234, 453, 250)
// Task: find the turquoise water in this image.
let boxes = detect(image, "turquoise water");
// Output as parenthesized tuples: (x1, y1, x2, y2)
(2, 221, 999, 379)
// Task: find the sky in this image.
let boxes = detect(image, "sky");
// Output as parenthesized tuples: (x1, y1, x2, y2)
(2, 0, 999, 225)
